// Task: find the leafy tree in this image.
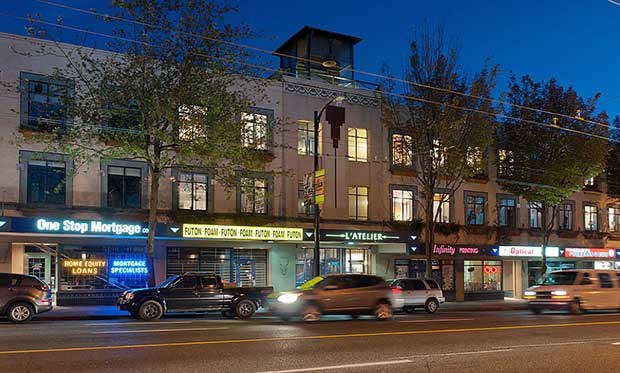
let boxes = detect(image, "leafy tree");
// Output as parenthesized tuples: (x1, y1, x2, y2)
(18, 0, 270, 285)
(497, 75, 608, 277)
(383, 27, 498, 277)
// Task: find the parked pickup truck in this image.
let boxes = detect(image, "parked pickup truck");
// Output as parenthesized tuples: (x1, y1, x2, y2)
(117, 272, 273, 321)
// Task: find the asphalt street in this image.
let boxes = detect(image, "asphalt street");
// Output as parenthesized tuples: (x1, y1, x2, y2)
(2, 310, 620, 373)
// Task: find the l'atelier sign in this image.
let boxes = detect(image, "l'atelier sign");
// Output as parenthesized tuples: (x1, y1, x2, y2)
(432, 244, 483, 256)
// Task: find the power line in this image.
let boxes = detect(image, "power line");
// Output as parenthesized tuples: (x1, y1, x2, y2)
(35, 0, 615, 132)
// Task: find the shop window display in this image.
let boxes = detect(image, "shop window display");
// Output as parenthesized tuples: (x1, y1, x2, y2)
(464, 260, 502, 292)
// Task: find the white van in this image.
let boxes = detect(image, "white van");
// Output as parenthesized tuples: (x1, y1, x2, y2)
(524, 270, 620, 314)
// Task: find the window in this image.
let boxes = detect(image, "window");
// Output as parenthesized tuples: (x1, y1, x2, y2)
(178, 172, 208, 211)
(298, 182, 315, 216)
(178, 105, 208, 141)
(20, 72, 72, 130)
(466, 146, 485, 175)
(598, 273, 613, 289)
(529, 201, 542, 228)
(241, 111, 269, 150)
(27, 159, 66, 205)
(173, 276, 198, 289)
(558, 202, 574, 230)
(498, 197, 517, 227)
(464, 260, 502, 292)
(498, 149, 514, 177)
(391, 188, 414, 221)
(609, 207, 620, 232)
(347, 128, 368, 162)
(391, 134, 413, 167)
(240, 177, 268, 214)
(348, 186, 368, 220)
(465, 193, 485, 226)
(298, 121, 321, 155)
(584, 177, 596, 187)
(108, 166, 142, 208)
(432, 139, 446, 167)
(433, 193, 450, 223)
(584, 205, 598, 231)
(411, 279, 427, 291)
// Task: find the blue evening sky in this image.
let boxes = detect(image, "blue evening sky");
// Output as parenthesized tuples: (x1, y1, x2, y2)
(2, 1, 619, 117)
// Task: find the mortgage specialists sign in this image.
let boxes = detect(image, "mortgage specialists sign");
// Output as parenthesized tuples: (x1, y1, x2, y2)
(182, 224, 303, 241)
(34, 218, 148, 236)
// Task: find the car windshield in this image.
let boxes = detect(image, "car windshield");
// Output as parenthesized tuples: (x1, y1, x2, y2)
(157, 275, 181, 288)
(539, 271, 577, 286)
(297, 276, 324, 290)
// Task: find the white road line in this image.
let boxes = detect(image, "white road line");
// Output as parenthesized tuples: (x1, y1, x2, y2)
(392, 349, 512, 360)
(86, 321, 196, 326)
(398, 318, 474, 323)
(255, 359, 413, 373)
(612, 342, 620, 345)
(92, 327, 228, 334)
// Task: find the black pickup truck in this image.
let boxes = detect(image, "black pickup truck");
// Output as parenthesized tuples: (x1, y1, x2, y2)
(117, 272, 273, 321)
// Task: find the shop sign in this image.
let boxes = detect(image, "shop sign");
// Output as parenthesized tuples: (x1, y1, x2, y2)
(498, 246, 560, 257)
(432, 244, 484, 256)
(564, 248, 616, 259)
(303, 172, 314, 206)
(318, 229, 416, 243)
(63, 259, 106, 275)
(314, 169, 325, 205)
(182, 224, 303, 241)
(34, 218, 147, 236)
(110, 259, 148, 275)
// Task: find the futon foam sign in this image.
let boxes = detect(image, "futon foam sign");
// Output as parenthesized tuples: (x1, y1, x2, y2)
(34, 218, 147, 236)
(564, 248, 616, 259)
(182, 224, 303, 241)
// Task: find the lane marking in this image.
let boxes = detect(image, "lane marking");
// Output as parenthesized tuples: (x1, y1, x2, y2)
(3, 320, 620, 355)
(92, 327, 228, 334)
(391, 348, 513, 360)
(254, 359, 413, 373)
(612, 342, 620, 345)
(85, 321, 195, 326)
(398, 318, 473, 323)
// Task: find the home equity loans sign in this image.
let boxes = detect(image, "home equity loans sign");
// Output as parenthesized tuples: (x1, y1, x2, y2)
(182, 224, 303, 241)
(34, 218, 148, 236)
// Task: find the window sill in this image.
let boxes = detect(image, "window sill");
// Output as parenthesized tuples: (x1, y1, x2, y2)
(583, 187, 601, 194)
(557, 230, 578, 238)
(389, 167, 416, 177)
(583, 231, 605, 239)
(19, 125, 66, 137)
(465, 175, 489, 184)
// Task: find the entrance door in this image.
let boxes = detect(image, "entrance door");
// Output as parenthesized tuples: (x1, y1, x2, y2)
(237, 259, 256, 287)
(26, 252, 52, 285)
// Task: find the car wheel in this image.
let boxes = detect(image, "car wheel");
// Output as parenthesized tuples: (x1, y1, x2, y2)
(222, 311, 236, 319)
(569, 299, 583, 315)
(139, 300, 164, 321)
(404, 306, 415, 314)
(301, 303, 321, 322)
(374, 302, 393, 320)
(425, 299, 439, 314)
(7, 302, 34, 324)
(350, 314, 360, 319)
(530, 308, 542, 315)
(235, 300, 256, 319)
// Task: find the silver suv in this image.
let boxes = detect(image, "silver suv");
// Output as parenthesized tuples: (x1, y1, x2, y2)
(388, 278, 445, 313)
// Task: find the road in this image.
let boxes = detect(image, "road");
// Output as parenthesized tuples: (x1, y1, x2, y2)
(2, 310, 620, 372)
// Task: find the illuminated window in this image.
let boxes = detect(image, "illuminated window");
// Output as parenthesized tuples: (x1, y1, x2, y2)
(529, 201, 542, 228)
(178, 105, 208, 141)
(298, 121, 321, 155)
(433, 193, 450, 223)
(466, 146, 485, 175)
(584, 205, 598, 232)
(241, 112, 269, 150)
(391, 134, 413, 167)
(465, 193, 485, 225)
(609, 207, 620, 232)
(558, 202, 573, 230)
(432, 139, 446, 167)
(348, 186, 368, 220)
(391, 188, 414, 221)
(347, 128, 368, 162)
(240, 177, 268, 214)
(498, 149, 514, 177)
(297, 182, 315, 216)
(178, 172, 208, 211)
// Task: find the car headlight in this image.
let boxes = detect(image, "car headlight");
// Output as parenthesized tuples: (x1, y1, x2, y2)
(552, 290, 567, 296)
(524, 291, 536, 296)
(125, 292, 135, 300)
(277, 293, 299, 304)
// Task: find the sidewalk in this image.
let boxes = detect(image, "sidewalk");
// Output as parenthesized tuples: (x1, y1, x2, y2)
(36, 298, 528, 320)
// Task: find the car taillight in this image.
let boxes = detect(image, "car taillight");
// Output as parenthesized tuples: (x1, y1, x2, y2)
(35, 284, 50, 292)
(391, 286, 403, 295)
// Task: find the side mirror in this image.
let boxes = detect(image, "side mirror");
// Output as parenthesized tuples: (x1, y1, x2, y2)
(581, 277, 592, 285)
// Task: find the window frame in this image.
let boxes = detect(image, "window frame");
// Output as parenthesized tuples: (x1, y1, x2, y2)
(297, 120, 322, 156)
(101, 159, 148, 209)
(390, 132, 414, 169)
(464, 191, 487, 226)
(558, 200, 575, 231)
(297, 181, 315, 217)
(608, 206, 620, 233)
(236, 172, 273, 215)
(583, 203, 599, 232)
(528, 201, 543, 229)
(19, 72, 74, 131)
(497, 194, 517, 228)
(241, 107, 274, 152)
(390, 184, 416, 222)
(347, 127, 368, 162)
(19, 150, 73, 207)
(348, 186, 369, 221)
(466, 146, 486, 176)
(172, 167, 213, 212)
(433, 191, 452, 224)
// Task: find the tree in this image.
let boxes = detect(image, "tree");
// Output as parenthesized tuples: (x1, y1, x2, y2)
(18, 0, 270, 285)
(382, 27, 498, 277)
(497, 75, 608, 278)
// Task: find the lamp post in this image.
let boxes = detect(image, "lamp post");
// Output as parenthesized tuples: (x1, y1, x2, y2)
(313, 96, 345, 278)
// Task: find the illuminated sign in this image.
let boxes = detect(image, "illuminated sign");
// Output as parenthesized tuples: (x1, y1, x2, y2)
(564, 248, 616, 259)
(63, 259, 107, 275)
(498, 246, 560, 257)
(433, 244, 482, 256)
(35, 218, 147, 236)
(110, 260, 148, 275)
(182, 224, 303, 241)
(484, 266, 499, 274)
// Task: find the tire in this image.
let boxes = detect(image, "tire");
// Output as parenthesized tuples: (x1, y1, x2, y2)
(301, 303, 321, 322)
(374, 302, 393, 320)
(235, 299, 256, 319)
(530, 308, 542, 315)
(404, 306, 415, 314)
(350, 314, 360, 319)
(139, 300, 164, 321)
(425, 299, 439, 314)
(7, 302, 35, 324)
(222, 310, 236, 319)
(569, 299, 583, 315)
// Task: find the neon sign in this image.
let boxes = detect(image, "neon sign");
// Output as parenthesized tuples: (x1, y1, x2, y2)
(564, 248, 616, 259)
(63, 259, 107, 275)
(110, 260, 148, 275)
(182, 224, 303, 241)
(35, 218, 147, 236)
(498, 246, 559, 257)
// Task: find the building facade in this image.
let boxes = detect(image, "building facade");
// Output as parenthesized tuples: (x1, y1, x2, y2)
(0, 28, 618, 305)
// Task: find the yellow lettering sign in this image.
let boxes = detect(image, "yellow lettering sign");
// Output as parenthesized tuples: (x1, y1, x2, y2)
(182, 224, 303, 241)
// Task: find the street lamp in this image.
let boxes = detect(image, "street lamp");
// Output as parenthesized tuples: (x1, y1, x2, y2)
(313, 95, 345, 278)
